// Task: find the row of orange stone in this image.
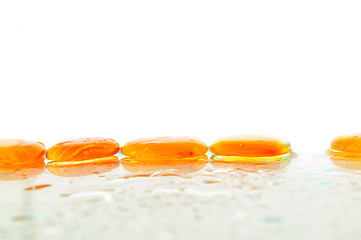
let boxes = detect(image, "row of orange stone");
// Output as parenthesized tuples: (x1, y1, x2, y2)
(0, 134, 360, 170)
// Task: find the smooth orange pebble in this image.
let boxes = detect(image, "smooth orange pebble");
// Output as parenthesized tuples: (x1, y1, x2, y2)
(46, 137, 120, 162)
(0, 139, 45, 168)
(327, 134, 361, 168)
(121, 154, 208, 174)
(209, 135, 291, 160)
(47, 156, 120, 177)
(121, 136, 208, 160)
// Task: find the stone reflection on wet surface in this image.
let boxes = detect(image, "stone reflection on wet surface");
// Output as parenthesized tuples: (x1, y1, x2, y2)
(121, 154, 208, 177)
(47, 156, 120, 177)
(0, 163, 45, 181)
(330, 158, 361, 170)
(210, 153, 293, 172)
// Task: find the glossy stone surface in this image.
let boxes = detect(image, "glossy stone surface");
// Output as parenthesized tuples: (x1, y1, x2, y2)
(47, 156, 119, 177)
(0, 139, 45, 168)
(46, 137, 120, 162)
(209, 135, 291, 157)
(121, 136, 208, 160)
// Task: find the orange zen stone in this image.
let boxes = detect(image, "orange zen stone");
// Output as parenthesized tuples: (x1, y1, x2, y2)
(121, 136, 208, 160)
(46, 137, 120, 162)
(327, 134, 361, 161)
(0, 139, 45, 168)
(209, 136, 291, 158)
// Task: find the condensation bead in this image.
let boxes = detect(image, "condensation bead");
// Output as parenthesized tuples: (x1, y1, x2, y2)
(0, 139, 45, 168)
(121, 136, 208, 160)
(209, 135, 292, 162)
(46, 137, 120, 162)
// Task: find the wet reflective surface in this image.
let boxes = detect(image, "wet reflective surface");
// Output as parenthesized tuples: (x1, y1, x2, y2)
(0, 164, 45, 181)
(1, 153, 361, 240)
(121, 154, 208, 177)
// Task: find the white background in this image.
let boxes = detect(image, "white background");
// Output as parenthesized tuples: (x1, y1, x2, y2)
(0, 0, 360, 153)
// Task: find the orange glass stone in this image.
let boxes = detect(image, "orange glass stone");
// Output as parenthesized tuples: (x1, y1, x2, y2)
(210, 136, 291, 157)
(209, 135, 292, 164)
(0, 139, 45, 168)
(327, 134, 361, 163)
(47, 156, 120, 177)
(46, 137, 120, 162)
(121, 136, 208, 160)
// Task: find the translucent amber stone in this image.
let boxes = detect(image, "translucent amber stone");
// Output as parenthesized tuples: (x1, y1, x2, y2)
(209, 135, 291, 162)
(0, 139, 45, 168)
(46, 137, 120, 162)
(121, 154, 208, 174)
(121, 136, 208, 160)
(47, 156, 120, 177)
(327, 134, 361, 169)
